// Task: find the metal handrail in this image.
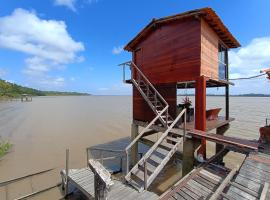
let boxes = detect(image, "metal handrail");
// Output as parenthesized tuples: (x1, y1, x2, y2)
(125, 109, 186, 181)
(125, 106, 168, 174)
(143, 108, 186, 189)
(119, 61, 168, 107)
(130, 61, 168, 107)
(86, 147, 125, 168)
(142, 108, 186, 164)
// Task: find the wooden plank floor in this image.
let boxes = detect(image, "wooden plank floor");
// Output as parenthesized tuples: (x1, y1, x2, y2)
(160, 164, 230, 200)
(160, 150, 270, 200)
(65, 168, 158, 200)
(219, 152, 270, 200)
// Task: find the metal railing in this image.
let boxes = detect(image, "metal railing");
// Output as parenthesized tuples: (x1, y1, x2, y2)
(125, 106, 168, 175)
(142, 108, 187, 189)
(125, 108, 187, 189)
(119, 61, 170, 126)
(86, 147, 125, 173)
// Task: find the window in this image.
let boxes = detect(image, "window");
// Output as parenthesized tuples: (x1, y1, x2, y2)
(218, 44, 227, 80)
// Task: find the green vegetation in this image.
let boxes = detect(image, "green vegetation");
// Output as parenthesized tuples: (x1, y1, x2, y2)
(0, 141, 12, 158)
(0, 79, 90, 98)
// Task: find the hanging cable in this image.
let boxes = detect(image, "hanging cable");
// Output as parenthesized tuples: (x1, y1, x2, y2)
(229, 73, 267, 80)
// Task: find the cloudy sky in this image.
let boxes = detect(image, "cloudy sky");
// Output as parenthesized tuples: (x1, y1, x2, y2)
(0, 0, 269, 94)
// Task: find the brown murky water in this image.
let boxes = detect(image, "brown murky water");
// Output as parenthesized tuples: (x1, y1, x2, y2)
(0, 96, 269, 199)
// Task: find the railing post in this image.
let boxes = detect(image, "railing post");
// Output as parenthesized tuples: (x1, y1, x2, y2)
(130, 64, 134, 81)
(65, 149, 69, 197)
(86, 148, 89, 167)
(126, 150, 129, 175)
(166, 109, 169, 126)
(154, 93, 157, 107)
(123, 64, 125, 82)
(144, 159, 147, 190)
(184, 109, 187, 140)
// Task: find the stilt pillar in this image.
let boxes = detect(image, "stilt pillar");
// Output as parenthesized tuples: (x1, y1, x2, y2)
(182, 138, 200, 176)
(195, 76, 207, 159)
(131, 123, 139, 166)
(216, 124, 230, 164)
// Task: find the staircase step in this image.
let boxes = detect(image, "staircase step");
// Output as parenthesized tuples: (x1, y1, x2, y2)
(155, 147, 169, 156)
(161, 141, 175, 149)
(138, 161, 156, 173)
(128, 178, 144, 192)
(132, 168, 145, 181)
(166, 136, 181, 143)
(149, 154, 163, 164)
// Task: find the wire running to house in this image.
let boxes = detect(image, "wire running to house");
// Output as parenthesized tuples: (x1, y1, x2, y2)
(229, 73, 267, 80)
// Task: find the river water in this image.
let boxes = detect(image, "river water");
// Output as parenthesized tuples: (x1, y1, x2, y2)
(0, 96, 269, 199)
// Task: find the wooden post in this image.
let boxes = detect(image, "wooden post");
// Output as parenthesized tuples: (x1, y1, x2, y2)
(225, 48, 229, 120)
(131, 123, 139, 166)
(88, 159, 114, 200)
(182, 138, 200, 176)
(65, 149, 69, 198)
(195, 76, 207, 159)
(216, 124, 230, 164)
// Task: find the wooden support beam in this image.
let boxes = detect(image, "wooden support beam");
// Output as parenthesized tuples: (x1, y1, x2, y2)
(225, 48, 229, 120)
(88, 159, 114, 200)
(216, 124, 230, 164)
(209, 168, 237, 200)
(131, 123, 139, 166)
(182, 138, 200, 176)
(260, 182, 269, 200)
(195, 76, 207, 159)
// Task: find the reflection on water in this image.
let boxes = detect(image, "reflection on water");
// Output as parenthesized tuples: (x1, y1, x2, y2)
(0, 96, 269, 197)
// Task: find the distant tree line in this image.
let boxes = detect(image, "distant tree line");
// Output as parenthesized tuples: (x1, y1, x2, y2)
(0, 79, 89, 98)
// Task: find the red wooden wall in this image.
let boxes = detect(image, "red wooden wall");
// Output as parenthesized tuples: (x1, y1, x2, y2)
(131, 17, 221, 122)
(200, 19, 219, 79)
(133, 83, 176, 122)
(133, 17, 201, 84)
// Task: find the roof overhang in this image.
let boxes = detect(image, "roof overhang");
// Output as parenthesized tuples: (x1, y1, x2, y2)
(125, 7, 241, 51)
(177, 78, 234, 89)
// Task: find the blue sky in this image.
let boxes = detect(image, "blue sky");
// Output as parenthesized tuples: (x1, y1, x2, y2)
(0, 0, 270, 95)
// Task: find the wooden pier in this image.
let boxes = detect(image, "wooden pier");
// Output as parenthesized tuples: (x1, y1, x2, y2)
(61, 167, 158, 200)
(160, 148, 270, 200)
(59, 7, 270, 200)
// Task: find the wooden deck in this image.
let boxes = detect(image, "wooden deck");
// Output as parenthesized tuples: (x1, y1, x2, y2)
(160, 164, 231, 199)
(62, 168, 158, 200)
(188, 129, 259, 152)
(160, 148, 270, 200)
(182, 116, 235, 132)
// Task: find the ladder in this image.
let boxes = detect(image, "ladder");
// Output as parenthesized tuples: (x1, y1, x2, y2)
(119, 61, 187, 192)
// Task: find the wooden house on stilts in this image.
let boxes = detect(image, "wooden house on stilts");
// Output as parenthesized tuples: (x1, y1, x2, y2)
(120, 7, 240, 191)
(62, 8, 270, 200)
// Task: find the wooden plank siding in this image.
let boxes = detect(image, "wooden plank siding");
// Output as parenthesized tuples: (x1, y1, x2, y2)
(133, 17, 201, 84)
(200, 19, 219, 79)
(131, 17, 223, 122)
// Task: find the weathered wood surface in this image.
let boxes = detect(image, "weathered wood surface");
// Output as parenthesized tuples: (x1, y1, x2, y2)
(221, 152, 270, 200)
(160, 164, 230, 200)
(180, 116, 234, 132)
(64, 168, 158, 200)
(160, 150, 270, 200)
(188, 128, 259, 151)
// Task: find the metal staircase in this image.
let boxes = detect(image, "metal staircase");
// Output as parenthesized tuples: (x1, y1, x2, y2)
(119, 61, 187, 192)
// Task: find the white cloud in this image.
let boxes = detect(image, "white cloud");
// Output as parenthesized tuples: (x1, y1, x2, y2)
(112, 45, 124, 55)
(98, 87, 109, 91)
(0, 8, 84, 88)
(229, 36, 270, 79)
(54, 0, 77, 12)
(39, 76, 65, 87)
(0, 68, 7, 77)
